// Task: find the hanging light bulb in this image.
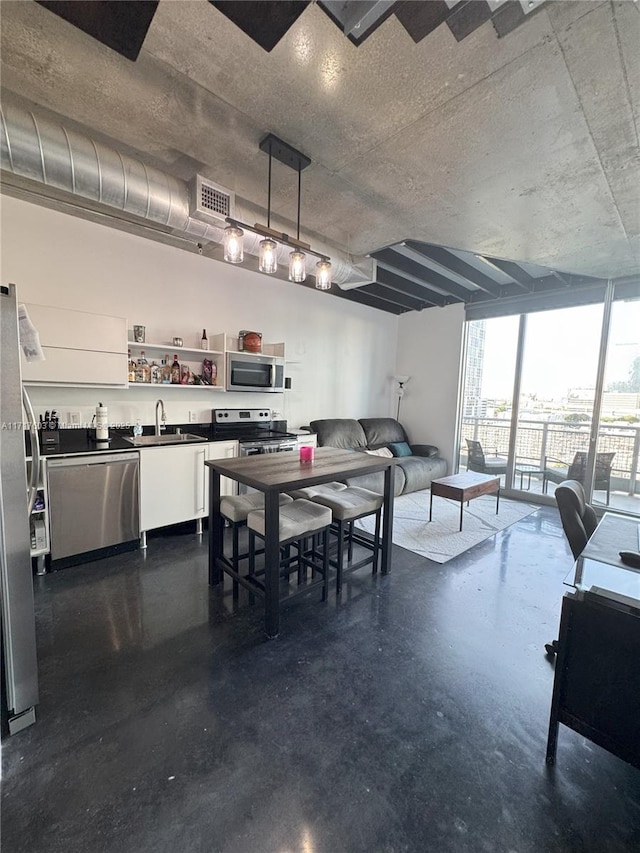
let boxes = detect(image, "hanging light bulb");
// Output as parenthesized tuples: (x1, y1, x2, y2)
(288, 250, 306, 282)
(259, 238, 278, 274)
(223, 225, 244, 263)
(315, 260, 332, 290)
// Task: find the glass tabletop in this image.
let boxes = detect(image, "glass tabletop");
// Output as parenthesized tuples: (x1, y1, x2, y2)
(564, 513, 640, 608)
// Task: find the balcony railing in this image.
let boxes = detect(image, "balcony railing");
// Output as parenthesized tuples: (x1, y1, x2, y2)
(460, 417, 639, 496)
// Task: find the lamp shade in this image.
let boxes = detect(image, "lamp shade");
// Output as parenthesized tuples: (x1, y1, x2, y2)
(315, 260, 332, 289)
(259, 238, 278, 274)
(288, 250, 306, 282)
(223, 225, 244, 263)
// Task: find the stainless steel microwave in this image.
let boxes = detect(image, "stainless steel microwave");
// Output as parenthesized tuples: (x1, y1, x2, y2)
(225, 351, 285, 393)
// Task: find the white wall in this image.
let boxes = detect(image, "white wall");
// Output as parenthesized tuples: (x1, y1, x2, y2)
(1, 195, 399, 429)
(395, 304, 465, 470)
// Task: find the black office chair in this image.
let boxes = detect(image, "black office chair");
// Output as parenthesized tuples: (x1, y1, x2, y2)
(465, 439, 508, 475)
(545, 480, 598, 656)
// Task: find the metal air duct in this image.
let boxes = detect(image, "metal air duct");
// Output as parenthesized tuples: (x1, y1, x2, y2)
(0, 95, 375, 289)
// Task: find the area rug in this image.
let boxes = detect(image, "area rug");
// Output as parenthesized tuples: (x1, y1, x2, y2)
(355, 489, 537, 564)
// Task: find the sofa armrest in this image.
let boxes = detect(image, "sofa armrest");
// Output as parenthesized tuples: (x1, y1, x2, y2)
(411, 444, 439, 458)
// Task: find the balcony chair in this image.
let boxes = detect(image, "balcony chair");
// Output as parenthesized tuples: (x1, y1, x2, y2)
(545, 479, 598, 656)
(542, 451, 615, 505)
(465, 439, 508, 476)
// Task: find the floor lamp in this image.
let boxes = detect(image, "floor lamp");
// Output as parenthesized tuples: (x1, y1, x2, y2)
(395, 375, 410, 420)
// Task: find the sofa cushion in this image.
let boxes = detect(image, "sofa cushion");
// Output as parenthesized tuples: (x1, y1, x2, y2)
(399, 455, 448, 493)
(310, 418, 368, 450)
(359, 418, 407, 448)
(346, 466, 406, 497)
(388, 441, 412, 457)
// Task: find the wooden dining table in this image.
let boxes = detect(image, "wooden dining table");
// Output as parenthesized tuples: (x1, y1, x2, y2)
(205, 447, 397, 638)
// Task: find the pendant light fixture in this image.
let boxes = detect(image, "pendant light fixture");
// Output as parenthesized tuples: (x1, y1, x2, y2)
(223, 224, 244, 263)
(315, 260, 332, 290)
(222, 133, 332, 290)
(259, 142, 278, 274)
(288, 166, 306, 282)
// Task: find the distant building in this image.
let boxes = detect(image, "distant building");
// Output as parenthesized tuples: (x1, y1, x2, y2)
(463, 321, 485, 418)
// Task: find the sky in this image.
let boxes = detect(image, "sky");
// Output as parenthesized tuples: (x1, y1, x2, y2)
(479, 299, 640, 401)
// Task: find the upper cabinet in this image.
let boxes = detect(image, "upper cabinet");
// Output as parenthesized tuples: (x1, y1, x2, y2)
(20, 304, 127, 387)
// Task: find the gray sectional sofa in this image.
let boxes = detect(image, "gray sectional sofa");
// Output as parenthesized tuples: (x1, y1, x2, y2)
(309, 417, 448, 496)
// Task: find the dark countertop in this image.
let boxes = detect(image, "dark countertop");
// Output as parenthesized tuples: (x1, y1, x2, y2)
(28, 423, 219, 459)
(27, 420, 295, 458)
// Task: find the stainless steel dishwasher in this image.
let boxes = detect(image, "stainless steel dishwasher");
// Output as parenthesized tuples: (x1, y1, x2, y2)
(47, 453, 140, 562)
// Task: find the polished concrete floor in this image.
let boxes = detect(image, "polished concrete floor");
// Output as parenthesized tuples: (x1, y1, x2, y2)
(3, 509, 640, 852)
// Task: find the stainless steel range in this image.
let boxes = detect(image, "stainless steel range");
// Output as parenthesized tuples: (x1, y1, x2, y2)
(212, 408, 298, 457)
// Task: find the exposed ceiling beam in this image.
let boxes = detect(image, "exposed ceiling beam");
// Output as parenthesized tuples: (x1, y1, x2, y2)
(374, 248, 467, 302)
(404, 241, 501, 298)
(478, 256, 535, 290)
(376, 265, 447, 307)
(334, 284, 407, 314)
(363, 282, 435, 312)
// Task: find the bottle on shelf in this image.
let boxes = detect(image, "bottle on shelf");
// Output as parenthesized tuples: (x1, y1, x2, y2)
(161, 355, 171, 384)
(170, 353, 181, 384)
(201, 328, 209, 350)
(128, 349, 136, 383)
(150, 360, 161, 384)
(135, 350, 151, 383)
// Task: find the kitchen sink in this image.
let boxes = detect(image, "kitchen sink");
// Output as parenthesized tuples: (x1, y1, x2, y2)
(123, 433, 207, 446)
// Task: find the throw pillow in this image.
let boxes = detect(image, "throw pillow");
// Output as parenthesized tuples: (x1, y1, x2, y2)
(388, 441, 412, 457)
(365, 447, 393, 457)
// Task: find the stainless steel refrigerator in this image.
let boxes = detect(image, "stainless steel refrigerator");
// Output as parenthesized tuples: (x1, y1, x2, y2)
(1, 283, 39, 733)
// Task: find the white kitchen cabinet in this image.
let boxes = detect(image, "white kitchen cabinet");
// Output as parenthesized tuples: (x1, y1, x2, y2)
(21, 303, 127, 386)
(140, 443, 210, 535)
(139, 440, 237, 537)
(207, 440, 238, 498)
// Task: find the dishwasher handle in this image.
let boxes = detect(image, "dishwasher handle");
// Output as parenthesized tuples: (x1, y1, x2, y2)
(47, 453, 138, 468)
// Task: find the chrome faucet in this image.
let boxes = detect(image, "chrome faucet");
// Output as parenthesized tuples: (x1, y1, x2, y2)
(155, 399, 166, 436)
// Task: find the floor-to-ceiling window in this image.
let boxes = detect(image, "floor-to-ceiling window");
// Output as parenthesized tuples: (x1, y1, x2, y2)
(458, 288, 640, 517)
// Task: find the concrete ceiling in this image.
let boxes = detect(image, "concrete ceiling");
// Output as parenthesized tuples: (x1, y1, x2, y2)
(1, 0, 639, 285)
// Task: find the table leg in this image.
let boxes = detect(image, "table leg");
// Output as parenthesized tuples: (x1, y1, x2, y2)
(496, 487, 500, 515)
(380, 464, 394, 575)
(459, 499, 464, 532)
(429, 489, 433, 522)
(546, 595, 572, 765)
(264, 490, 281, 638)
(208, 470, 223, 586)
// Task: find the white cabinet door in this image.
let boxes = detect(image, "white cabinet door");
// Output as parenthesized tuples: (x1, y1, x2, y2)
(21, 303, 127, 386)
(140, 444, 209, 532)
(207, 440, 238, 497)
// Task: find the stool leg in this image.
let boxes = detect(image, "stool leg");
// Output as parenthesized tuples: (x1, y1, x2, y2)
(321, 527, 329, 602)
(372, 508, 381, 574)
(347, 520, 354, 564)
(248, 531, 256, 605)
(232, 524, 239, 599)
(297, 539, 305, 584)
(336, 519, 346, 595)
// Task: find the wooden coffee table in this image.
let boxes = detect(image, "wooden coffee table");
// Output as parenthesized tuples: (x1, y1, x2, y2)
(429, 471, 500, 531)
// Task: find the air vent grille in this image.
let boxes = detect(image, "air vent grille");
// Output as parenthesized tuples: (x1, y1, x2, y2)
(189, 175, 235, 224)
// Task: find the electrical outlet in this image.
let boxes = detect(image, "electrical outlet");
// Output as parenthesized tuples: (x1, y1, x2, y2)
(189, 410, 197, 423)
(68, 411, 82, 427)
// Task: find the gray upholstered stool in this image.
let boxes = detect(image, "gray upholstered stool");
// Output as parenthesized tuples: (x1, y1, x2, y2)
(309, 485, 383, 594)
(286, 481, 348, 500)
(246, 499, 332, 603)
(220, 492, 293, 597)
